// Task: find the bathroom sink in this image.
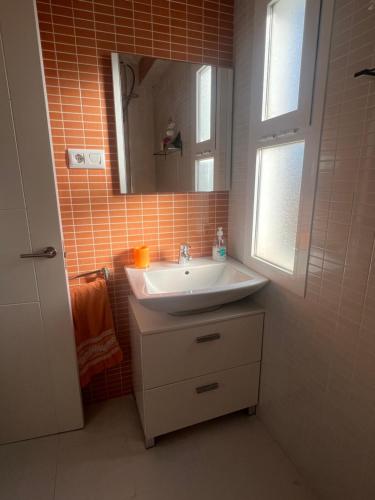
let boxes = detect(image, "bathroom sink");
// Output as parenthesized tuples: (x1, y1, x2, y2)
(125, 257, 268, 314)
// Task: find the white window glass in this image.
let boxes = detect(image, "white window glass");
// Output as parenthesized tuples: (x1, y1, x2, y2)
(196, 65, 212, 143)
(253, 141, 305, 272)
(262, 0, 306, 120)
(196, 157, 214, 191)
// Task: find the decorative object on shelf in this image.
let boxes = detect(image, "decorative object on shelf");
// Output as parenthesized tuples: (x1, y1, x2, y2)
(171, 131, 182, 152)
(154, 117, 183, 157)
(164, 118, 176, 144)
(354, 68, 375, 79)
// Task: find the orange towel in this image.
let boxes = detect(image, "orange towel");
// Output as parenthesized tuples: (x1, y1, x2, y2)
(70, 278, 123, 388)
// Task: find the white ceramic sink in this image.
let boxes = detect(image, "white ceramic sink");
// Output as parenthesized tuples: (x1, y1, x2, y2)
(125, 257, 268, 314)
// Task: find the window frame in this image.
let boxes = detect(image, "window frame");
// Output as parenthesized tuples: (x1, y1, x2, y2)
(196, 65, 213, 144)
(252, 138, 306, 274)
(252, 0, 321, 139)
(192, 65, 217, 191)
(195, 156, 215, 192)
(193, 65, 217, 156)
(243, 0, 335, 296)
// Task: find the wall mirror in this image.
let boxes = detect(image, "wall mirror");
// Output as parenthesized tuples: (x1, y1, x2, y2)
(111, 53, 233, 194)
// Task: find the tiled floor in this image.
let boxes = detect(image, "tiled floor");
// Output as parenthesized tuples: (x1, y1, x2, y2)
(0, 396, 315, 500)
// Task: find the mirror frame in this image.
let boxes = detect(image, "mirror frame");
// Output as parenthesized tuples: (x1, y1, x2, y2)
(111, 53, 233, 194)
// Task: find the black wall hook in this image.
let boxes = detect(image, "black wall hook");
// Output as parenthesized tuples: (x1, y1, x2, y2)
(354, 68, 375, 78)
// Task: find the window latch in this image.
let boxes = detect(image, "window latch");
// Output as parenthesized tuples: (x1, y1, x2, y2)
(278, 128, 299, 138)
(259, 128, 299, 142)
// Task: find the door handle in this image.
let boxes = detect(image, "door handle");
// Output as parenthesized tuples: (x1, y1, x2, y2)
(20, 246, 57, 259)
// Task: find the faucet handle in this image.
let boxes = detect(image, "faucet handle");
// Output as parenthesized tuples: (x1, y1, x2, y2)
(179, 243, 192, 263)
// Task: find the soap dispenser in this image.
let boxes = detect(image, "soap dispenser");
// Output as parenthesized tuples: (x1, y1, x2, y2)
(212, 227, 227, 262)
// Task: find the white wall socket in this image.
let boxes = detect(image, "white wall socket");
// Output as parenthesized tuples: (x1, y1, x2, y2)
(67, 149, 105, 169)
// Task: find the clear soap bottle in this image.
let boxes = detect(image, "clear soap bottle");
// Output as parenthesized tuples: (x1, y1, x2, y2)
(212, 227, 227, 262)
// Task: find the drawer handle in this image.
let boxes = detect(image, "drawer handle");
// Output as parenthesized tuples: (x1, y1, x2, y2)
(196, 382, 219, 394)
(196, 333, 221, 343)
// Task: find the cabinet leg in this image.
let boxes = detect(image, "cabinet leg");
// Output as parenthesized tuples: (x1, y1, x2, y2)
(247, 406, 256, 416)
(145, 436, 155, 449)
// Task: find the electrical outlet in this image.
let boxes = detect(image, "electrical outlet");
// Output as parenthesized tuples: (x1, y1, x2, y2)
(67, 149, 105, 169)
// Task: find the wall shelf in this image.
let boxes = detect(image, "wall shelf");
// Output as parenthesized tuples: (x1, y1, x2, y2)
(154, 132, 182, 158)
(153, 147, 181, 157)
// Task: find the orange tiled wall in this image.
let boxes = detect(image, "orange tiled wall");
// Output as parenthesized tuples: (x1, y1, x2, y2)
(36, 0, 233, 404)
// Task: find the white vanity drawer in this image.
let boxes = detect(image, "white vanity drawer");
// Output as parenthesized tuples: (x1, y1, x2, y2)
(143, 363, 260, 438)
(142, 314, 263, 389)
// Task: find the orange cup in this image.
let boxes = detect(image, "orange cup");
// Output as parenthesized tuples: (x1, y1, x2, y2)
(134, 246, 150, 268)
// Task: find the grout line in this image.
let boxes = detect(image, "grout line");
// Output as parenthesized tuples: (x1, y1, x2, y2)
(131, 0, 136, 54)
(156, 194, 161, 261)
(168, 0, 172, 60)
(75, 1, 97, 282)
(51, 0, 79, 277)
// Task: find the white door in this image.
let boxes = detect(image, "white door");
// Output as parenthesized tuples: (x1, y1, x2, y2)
(0, 0, 83, 444)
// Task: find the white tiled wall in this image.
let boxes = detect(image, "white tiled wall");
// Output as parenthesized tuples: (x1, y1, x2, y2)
(228, 0, 254, 259)
(230, 0, 375, 498)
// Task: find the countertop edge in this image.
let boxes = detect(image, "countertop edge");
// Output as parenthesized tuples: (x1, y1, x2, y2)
(128, 295, 265, 335)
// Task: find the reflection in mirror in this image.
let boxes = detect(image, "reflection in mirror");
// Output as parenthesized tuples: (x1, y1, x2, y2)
(111, 53, 233, 194)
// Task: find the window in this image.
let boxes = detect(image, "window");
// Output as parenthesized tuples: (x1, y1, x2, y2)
(194, 65, 216, 191)
(262, 0, 306, 120)
(246, 0, 330, 295)
(195, 157, 214, 192)
(253, 141, 305, 272)
(196, 65, 212, 143)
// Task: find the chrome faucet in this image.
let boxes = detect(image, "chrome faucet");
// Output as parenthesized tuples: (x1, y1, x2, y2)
(179, 243, 192, 264)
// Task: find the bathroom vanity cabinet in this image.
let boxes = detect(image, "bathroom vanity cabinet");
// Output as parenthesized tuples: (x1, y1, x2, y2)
(128, 296, 264, 448)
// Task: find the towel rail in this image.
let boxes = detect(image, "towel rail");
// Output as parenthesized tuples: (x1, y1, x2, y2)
(69, 267, 110, 282)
